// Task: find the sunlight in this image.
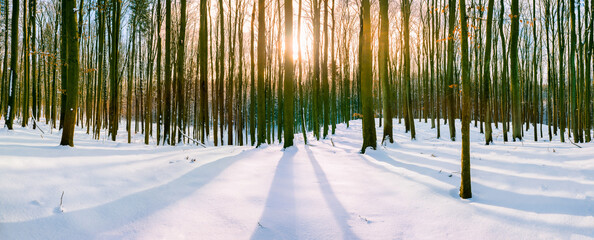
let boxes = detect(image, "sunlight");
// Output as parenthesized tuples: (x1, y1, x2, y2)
(292, 26, 312, 62)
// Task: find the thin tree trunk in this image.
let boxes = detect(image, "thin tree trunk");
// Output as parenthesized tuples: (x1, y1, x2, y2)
(459, 0, 472, 199)
(379, 0, 392, 143)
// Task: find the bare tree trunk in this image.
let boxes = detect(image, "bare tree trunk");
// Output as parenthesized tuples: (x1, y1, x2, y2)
(60, 0, 80, 146)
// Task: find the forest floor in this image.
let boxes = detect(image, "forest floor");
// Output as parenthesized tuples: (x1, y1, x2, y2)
(1, 118, 593, 239)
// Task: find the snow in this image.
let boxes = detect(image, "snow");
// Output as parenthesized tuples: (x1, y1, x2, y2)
(1, 118, 593, 239)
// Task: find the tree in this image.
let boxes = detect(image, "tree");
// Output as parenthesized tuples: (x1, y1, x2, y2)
(127, 10, 137, 144)
(498, 0, 509, 142)
(21, 0, 28, 127)
(379, 0, 392, 143)
(163, 0, 172, 145)
(510, 0, 522, 141)
(144, 0, 155, 145)
(60, 0, 80, 146)
(283, 0, 294, 148)
(557, 0, 565, 142)
(30, 0, 37, 129)
(322, 0, 329, 138)
(360, 0, 376, 153)
(568, 0, 578, 142)
(459, 0, 471, 199)
(0, 0, 8, 122)
(312, 0, 321, 140)
(4, 0, 19, 130)
(330, 0, 336, 134)
(445, 0, 456, 141)
(94, 0, 106, 139)
(402, 0, 415, 140)
(109, 0, 121, 141)
(482, 0, 495, 144)
(156, 0, 163, 145)
(256, 0, 266, 147)
(176, 0, 187, 144)
(250, 2, 256, 145)
(199, 0, 208, 144)
(216, 0, 225, 146)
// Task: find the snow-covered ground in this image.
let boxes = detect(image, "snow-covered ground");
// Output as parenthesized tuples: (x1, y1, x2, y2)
(1, 118, 593, 239)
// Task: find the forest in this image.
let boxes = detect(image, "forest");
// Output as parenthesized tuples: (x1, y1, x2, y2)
(0, 0, 593, 238)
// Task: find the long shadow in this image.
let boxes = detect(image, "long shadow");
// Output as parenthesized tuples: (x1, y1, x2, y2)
(250, 148, 297, 240)
(361, 149, 594, 217)
(305, 147, 361, 240)
(0, 148, 255, 240)
(381, 147, 594, 189)
(0, 143, 179, 158)
(358, 150, 594, 237)
(361, 148, 594, 232)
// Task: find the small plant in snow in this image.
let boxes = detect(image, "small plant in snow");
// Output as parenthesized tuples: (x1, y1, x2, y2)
(358, 215, 370, 223)
(54, 191, 65, 213)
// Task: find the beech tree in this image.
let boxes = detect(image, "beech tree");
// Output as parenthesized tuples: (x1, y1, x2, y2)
(59, 0, 80, 146)
(360, 0, 376, 153)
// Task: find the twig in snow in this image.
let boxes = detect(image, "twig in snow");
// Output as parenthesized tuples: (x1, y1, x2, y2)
(59, 191, 64, 212)
(330, 138, 335, 147)
(31, 116, 47, 135)
(568, 139, 582, 148)
(257, 222, 263, 228)
(177, 127, 206, 148)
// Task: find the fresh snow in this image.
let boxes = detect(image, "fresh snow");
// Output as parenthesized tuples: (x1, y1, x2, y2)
(1, 119, 593, 239)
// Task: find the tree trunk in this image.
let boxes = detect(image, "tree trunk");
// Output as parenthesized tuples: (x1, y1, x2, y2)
(256, 0, 266, 147)
(445, 0, 456, 141)
(360, 0, 376, 153)
(510, 0, 522, 141)
(379, 0, 392, 143)
(403, 0, 415, 139)
(176, 0, 187, 144)
(459, 0, 472, 199)
(5, 0, 19, 130)
(163, 0, 172, 144)
(483, 0, 495, 144)
(109, 0, 121, 140)
(60, 0, 80, 146)
(283, 0, 294, 148)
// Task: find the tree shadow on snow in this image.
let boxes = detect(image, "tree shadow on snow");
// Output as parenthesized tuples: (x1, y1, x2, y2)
(363, 149, 593, 215)
(250, 148, 297, 240)
(358, 149, 594, 236)
(305, 146, 361, 240)
(0, 148, 255, 240)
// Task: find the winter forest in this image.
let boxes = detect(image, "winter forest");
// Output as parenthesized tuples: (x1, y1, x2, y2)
(0, 0, 593, 238)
